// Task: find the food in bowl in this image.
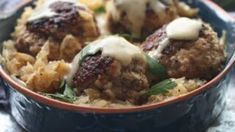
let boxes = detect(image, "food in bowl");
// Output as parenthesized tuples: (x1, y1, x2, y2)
(0, 0, 226, 108)
(13, 0, 100, 62)
(67, 36, 149, 105)
(106, 0, 198, 37)
(142, 17, 226, 80)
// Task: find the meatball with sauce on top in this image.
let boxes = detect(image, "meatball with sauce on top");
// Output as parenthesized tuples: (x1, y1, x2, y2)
(15, 0, 100, 62)
(106, 0, 178, 37)
(106, 0, 198, 37)
(67, 36, 150, 104)
(142, 17, 226, 80)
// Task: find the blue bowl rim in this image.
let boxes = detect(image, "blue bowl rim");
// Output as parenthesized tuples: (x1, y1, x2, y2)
(0, 0, 235, 114)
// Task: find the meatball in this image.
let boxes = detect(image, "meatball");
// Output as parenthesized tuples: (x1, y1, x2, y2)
(15, 1, 100, 61)
(106, 0, 178, 36)
(68, 36, 149, 104)
(142, 22, 225, 80)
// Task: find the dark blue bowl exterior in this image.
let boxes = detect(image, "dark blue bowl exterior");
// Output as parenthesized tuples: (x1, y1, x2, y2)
(1, 75, 229, 132)
(0, 0, 235, 132)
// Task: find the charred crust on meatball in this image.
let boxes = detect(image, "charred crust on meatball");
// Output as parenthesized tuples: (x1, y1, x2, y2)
(72, 52, 149, 104)
(15, 1, 100, 61)
(26, 1, 85, 40)
(143, 24, 209, 55)
(73, 52, 113, 88)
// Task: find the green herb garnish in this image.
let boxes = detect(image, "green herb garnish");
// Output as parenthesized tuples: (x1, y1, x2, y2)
(144, 79, 177, 96)
(94, 6, 106, 13)
(146, 55, 167, 78)
(45, 83, 77, 103)
(46, 93, 76, 103)
(63, 84, 76, 99)
(78, 44, 101, 65)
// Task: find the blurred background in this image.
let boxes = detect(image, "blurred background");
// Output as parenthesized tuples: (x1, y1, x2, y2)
(214, 0, 235, 11)
(0, 0, 234, 18)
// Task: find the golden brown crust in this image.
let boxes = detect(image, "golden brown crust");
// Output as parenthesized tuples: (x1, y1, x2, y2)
(74, 55, 149, 104)
(142, 24, 226, 80)
(19, 43, 70, 93)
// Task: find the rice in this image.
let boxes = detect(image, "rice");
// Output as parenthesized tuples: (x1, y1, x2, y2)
(148, 78, 206, 104)
(74, 95, 134, 108)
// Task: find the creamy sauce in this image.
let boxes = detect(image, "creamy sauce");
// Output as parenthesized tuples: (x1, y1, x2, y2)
(66, 36, 145, 85)
(66, 50, 81, 86)
(108, 0, 170, 35)
(99, 36, 145, 65)
(148, 38, 170, 59)
(150, 0, 166, 13)
(28, 0, 85, 21)
(96, 14, 110, 35)
(112, 0, 147, 35)
(149, 17, 202, 59)
(166, 17, 202, 40)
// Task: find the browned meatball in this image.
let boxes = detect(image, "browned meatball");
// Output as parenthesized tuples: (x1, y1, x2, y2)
(16, 31, 47, 56)
(142, 24, 225, 80)
(72, 53, 149, 104)
(69, 36, 149, 104)
(106, 0, 178, 37)
(15, 1, 99, 61)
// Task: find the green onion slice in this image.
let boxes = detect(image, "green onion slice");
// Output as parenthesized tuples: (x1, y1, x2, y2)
(146, 55, 167, 78)
(94, 6, 106, 13)
(78, 44, 101, 65)
(144, 79, 177, 96)
(45, 83, 77, 103)
(46, 93, 76, 103)
(63, 84, 76, 99)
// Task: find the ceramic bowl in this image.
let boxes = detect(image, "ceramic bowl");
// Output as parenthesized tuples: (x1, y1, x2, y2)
(0, 0, 235, 132)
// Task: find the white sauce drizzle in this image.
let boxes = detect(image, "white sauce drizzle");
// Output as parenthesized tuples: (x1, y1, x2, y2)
(166, 17, 203, 40)
(66, 36, 145, 85)
(96, 14, 110, 35)
(108, 0, 170, 35)
(148, 38, 170, 59)
(112, 0, 147, 35)
(28, 0, 85, 21)
(149, 17, 202, 59)
(99, 36, 145, 65)
(150, 0, 166, 13)
(67, 50, 81, 85)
